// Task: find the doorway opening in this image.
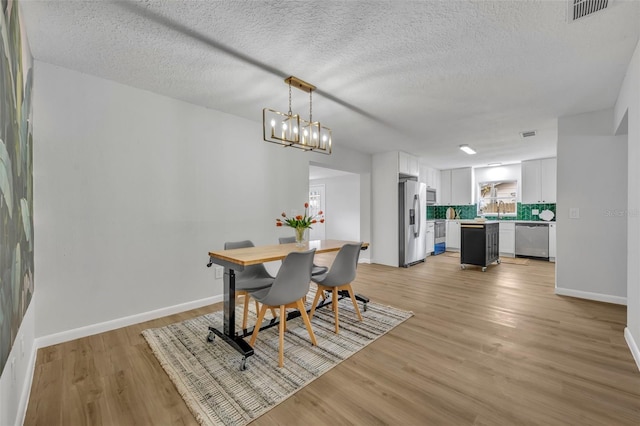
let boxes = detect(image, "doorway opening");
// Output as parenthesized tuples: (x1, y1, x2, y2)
(309, 165, 360, 242)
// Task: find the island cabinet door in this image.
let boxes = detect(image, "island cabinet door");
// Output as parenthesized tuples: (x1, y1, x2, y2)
(460, 225, 486, 266)
(486, 223, 499, 264)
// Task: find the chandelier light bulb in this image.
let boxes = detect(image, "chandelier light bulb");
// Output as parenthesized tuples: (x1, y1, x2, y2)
(293, 127, 298, 134)
(282, 123, 287, 130)
(270, 119, 275, 128)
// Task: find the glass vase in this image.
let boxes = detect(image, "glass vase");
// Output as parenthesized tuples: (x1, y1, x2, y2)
(294, 227, 307, 247)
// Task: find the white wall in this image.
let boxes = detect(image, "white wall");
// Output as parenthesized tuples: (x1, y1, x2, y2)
(372, 152, 399, 266)
(615, 39, 640, 369)
(32, 60, 372, 340)
(556, 108, 627, 304)
(310, 173, 360, 242)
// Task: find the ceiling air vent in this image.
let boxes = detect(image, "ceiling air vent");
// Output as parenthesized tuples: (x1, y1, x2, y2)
(520, 130, 537, 138)
(568, 0, 613, 22)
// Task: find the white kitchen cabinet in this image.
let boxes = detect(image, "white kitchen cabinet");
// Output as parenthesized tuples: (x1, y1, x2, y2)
(419, 164, 427, 184)
(419, 164, 437, 186)
(425, 166, 439, 189)
(398, 151, 419, 177)
(440, 167, 472, 205)
(426, 221, 435, 255)
(540, 158, 557, 203)
(451, 167, 473, 205)
(446, 220, 460, 251)
(522, 158, 556, 203)
(499, 222, 516, 257)
(440, 169, 452, 205)
(521, 160, 540, 204)
(549, 222, 556, 262)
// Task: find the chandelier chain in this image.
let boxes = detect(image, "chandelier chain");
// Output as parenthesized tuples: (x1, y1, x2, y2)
(309, 90, 313, 122)
(288, 81, 292, 116)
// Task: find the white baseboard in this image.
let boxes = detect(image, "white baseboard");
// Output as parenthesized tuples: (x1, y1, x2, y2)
(554, 287, 627, 305)
(18, 339, 38, 426)
(358, 258, 371, 264)
(37, 295, 223, 349)
(625, 327, 640, 372)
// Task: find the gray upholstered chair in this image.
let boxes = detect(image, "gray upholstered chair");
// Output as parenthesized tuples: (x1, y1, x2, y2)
(278, 236, 329, 276)
(309, 242, 363, 334)
(249, 249, 317, 367)
(224, 240, 276, 330)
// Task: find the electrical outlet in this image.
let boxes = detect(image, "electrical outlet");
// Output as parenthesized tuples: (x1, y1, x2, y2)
(532, 209, 539, 215)
(215, 266, 223, 279)
(569, 207, 580, 219)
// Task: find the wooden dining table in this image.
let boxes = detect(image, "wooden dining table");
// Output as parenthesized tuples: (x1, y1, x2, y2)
(207, 239, 369, 369)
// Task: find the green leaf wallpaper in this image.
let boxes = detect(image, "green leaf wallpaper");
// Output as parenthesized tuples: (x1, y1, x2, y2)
(0, 0, 34, 376)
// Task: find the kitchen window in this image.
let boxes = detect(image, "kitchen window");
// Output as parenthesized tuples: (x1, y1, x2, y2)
(477, 180, 517, 217)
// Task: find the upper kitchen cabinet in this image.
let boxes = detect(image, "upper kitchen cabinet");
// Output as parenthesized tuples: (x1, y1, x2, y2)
(440, 169, 452, 205)
(452, 168, 473, 204)
(398, 151, 419, 177)
(419, 164, 440, 189)
(440, 167, 473, 205)
(522, 158, 557, 203)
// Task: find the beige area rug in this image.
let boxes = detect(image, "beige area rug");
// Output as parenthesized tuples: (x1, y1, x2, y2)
(442, 251, 530, 265)
(142, 294, 413, 426)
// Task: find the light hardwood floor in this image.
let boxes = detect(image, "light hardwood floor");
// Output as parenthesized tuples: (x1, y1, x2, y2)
(25, 254, 640, 425)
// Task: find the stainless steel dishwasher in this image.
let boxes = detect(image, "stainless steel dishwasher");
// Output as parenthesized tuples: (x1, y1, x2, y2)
(515, 223, 549, 259)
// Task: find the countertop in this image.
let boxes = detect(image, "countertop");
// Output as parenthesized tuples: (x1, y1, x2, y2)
(436, 219, 555, 224)
(459, 220, 499, 225)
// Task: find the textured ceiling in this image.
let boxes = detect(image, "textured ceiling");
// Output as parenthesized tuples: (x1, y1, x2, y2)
(20, 0, 640, 169)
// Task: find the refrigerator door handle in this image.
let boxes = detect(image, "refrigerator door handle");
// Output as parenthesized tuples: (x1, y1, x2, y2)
(413, 194, 421, 237)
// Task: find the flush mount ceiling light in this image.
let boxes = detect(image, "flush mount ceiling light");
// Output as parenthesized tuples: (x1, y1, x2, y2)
(488, 162, 502, 167)
(263, 76, 332, 155)
(459, 144, 476, 155)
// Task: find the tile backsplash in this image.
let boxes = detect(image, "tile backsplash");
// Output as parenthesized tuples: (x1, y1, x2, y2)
(431, 203, 556, 221)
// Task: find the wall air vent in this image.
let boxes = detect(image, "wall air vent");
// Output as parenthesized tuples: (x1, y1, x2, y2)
(568, 0, 613, 22)
(520, 130, 537, 138)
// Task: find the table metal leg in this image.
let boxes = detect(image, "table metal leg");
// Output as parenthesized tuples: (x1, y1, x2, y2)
(223, 268, 235, 335)
(207, 267, 254, 368)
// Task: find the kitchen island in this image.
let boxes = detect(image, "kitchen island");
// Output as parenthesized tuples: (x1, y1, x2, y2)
(459, 220, 500, 271)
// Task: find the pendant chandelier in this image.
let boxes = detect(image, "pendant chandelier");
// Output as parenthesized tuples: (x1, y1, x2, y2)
(263, 76, 332, 155)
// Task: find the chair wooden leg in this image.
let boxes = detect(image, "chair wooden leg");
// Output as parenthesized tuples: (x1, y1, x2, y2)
(332, 288, 339, 334)
(345, 284, 363, 321)
(249, 304, 268, 347)
(309, 285, 324, 319)
(278, 305, 286, 367)
(296, 299, 317, 346)
(270, 307, 277, 319)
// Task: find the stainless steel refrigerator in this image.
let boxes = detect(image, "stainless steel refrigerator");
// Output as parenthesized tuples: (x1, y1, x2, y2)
(399, 180, 427, 267)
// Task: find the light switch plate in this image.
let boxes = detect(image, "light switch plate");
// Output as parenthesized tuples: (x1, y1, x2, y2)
(569, 207, 580, 219)
(215, 266, 223, 279)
